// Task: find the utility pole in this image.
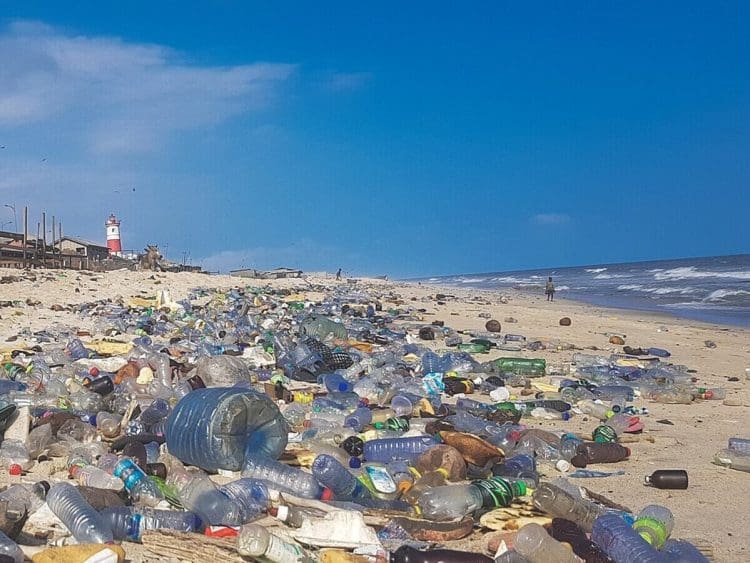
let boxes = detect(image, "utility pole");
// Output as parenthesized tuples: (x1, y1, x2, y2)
(51, 215, 56, 268)
(42, 212, 47, 268)
(22, 206, 27, 269)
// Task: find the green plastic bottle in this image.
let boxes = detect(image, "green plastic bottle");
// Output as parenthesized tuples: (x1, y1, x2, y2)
(492, 357, 546, 376)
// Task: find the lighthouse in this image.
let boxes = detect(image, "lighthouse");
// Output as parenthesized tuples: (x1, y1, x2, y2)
(105, 213, 122, 256)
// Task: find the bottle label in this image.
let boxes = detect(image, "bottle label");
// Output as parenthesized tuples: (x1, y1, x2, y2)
(267, 536, 306, 561)
(592, 425, 617, 443)
(364, 464, 397, 494)
(473, 477, 515, 508)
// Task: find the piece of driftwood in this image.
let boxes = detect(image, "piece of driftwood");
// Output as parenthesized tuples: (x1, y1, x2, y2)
(141, 529, 246, 562)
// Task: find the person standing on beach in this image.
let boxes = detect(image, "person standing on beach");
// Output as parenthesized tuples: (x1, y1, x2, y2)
(545, 277, 555, 301)
(336, 268, 342, 281)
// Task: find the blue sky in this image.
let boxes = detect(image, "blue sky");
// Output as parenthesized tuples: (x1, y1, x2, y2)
(0, 2, 748, 277)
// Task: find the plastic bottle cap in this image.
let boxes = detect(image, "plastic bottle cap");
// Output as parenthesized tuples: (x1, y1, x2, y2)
(275, 505, 289, 522)
(8, 464, 22, 476)
(320, 488, 334, 501)
(89, 367, 100, 377)
(556, 459, 571, 472)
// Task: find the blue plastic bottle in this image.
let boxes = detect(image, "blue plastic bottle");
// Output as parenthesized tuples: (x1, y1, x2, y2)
(363, 436, 438, 463)
(113, 458, 164, 507)
(322, 373, 354, 393)
(312, 454, 372, 500)
(166, 388, 289, 471)
(218, 478, 271, 523)
(242, 454, 323, 499)
(591, 513, 662, 562)
(344, 407, 373, 432)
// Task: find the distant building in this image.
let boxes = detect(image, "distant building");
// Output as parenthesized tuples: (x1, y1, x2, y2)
(57, 236, 111, 268)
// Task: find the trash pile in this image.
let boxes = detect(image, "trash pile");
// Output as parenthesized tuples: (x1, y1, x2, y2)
(0, 282, 741, 562)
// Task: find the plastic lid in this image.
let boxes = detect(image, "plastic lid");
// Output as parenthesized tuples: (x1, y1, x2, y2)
(38, 480, 50, 494)
(8, 464, 22, 476)
(275, 505, 288, 522)
(556, 459, 571, 472)
(320, 488, 334, 501)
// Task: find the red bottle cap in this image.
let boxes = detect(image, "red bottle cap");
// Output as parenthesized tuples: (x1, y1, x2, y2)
(8, 464, 22, 476)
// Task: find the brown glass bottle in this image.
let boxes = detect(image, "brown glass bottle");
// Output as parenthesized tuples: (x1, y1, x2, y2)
(571, 442, 630, 467)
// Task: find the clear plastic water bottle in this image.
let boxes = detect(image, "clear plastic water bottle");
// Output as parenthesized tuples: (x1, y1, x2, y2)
(166, 387, 289, 471)
(65, 338, 90, 360)
(311, 454, 372, 500)
(322, 373, 353, 393)
(237, 523, 313, 562)
(242, 454, 323, 499)
(101, 506, 203, 541)
(0, 482, 48, 522)
(113, 457, 164, 506)
(662, 540, 710, 562)
(139, 398, 171, 427)
(0, 531, 23, 563)
(728, 437, 750, 454)
(633, 504, 674, 548)
(218, 478, 271, 523)
(344, 407, 373, 431)
(493, 454, 536, 479)
(46, 483, 114, 544)
(363, 436, 438, 463)
(515, 523, 583, 563)
(532, 482, 607, 533)
(591, 513, 662, 562)
(418, 477, 526, 521)
(422, 351, 443, 374)
(70, 463, 124, 491)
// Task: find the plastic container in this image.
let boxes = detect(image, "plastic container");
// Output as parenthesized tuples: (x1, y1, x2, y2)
(728, 437, 750, 454)
(343, 407, 372, 432)
(644, 470, 688, 489)
(323, 373, 354, 394)
(166, 387, 289, 471)
(515, 522, 583, 563)
(391, 545, 493, 563)
(532, 482, 607, 533)
(591, 513, 664, 562)
(363, 436, 438, 463)
(46, 483, 114, 544)
(0, 531, 22, 563)
(492, 454, 536, 479)
(218, 478, 271, 522)
(242, 454, 323, 499)
(492, 358, 546, 376)
(101, 506, 203, 541)
(113, 458, 164, 506)
(70, 464, 124, 491)
(417, 477, 526, 521)
(237, 523, 312, 562)
(633, 504, 674, 548)
(571, 443, 630, 467)
(311, 454, 372, 500)
(712, 449, 750, 472)
(0, 482, 48, 522)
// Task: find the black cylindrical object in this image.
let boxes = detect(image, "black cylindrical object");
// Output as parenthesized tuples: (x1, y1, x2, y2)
(392, 545, 493, 563)
(84, 375, 114, 395)
(645, 469, 688, 489)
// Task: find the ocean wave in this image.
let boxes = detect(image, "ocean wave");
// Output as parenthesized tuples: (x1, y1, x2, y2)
(585, 268, 608, 273)
(704, 289, 750, 303)
(654, 266, 750, 281)
(594, 273, 631, 279)
(556, 285, 570, 291)
(458, 277, 486, 283)
(617, 284, 696, 295)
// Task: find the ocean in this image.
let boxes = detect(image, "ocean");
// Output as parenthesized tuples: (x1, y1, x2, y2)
(419, 254, 750, 327)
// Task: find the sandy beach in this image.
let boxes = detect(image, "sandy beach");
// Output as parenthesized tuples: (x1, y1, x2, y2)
(0, 268, 748, 562)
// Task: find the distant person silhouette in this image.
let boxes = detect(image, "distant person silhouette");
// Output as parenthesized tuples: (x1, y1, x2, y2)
(545, 277, 555, 301)
(336, 268, 342, 281)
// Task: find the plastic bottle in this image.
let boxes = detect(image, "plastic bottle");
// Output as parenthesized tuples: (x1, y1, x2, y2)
(712, 449, 750, 472)
(591, 385, 634, 402)
(591, 513, 664, 563)
(391, 545, 493, 563)
(70, 463, 124, 491)
(101, 506, 203, 541)
(113, 457, 164, 506)
(66, 338, 90, 360)
(344, 407, 373, 432)
(577, 400, 613, 421)
(571, 443, 630, 467)
(0, 531, 23, 563)
(218, 478, 271, 522)
(549, 518, 612, 563)
(311, 454, 372, 500)
(492, 454, 536, 479)
(532, 482, 607, 533)
(166, 387, 289, 472)
(46, 483, 114, 544)
(492, 358, 546, 376)
(242, 454, 323, 499)
(515, 523, 583, 563)
(95, 411, 122, 438)
(363, 436, 438, 463)
(237, 523, 313, 562)
(0, 482, 48, 522)
(322, 373, 354, 393)
(560, 434, 585, 461)
(633, 505, 674, 548)
(645, 388, 693, 405)
(644, 470, 688, 489)
(662, 540, 710, 562)
(402, 469, 448, 505)
(728, 437, 750, 454)
(417, 477, 526, 521)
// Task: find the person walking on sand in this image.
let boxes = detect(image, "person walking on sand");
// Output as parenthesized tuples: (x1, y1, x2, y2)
(336, 268, 342, 281)
(545, 277, 555, 301)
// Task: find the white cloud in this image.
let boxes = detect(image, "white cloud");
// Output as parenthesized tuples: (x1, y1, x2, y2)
(530, 213, 571, 225)
(0, 20, 296, 153)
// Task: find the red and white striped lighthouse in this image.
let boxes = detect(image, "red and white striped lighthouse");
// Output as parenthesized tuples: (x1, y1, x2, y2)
(105, 213, 122, 256)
